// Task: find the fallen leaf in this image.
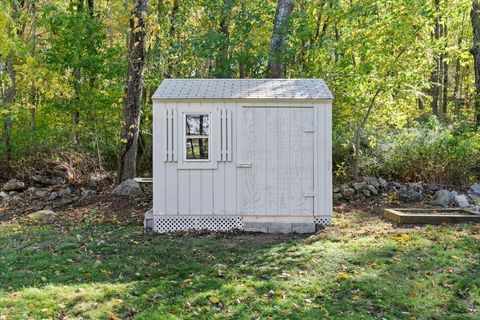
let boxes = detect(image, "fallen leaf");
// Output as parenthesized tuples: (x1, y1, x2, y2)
(209, 295, 220, 304)
(337, 272, 350, 280)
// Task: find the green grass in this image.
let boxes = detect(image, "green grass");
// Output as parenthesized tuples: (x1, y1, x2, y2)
(0, 209, 479, 319)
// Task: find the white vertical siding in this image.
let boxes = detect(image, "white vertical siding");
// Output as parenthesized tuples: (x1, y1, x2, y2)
(153, 101, 166, 215)
(314, 102, 333, 216)
(277, 106, 291, 215)
(289, 106, 303, 215)
(324, 102, 333, 215)
(223, 102, 237, 215)
(253, 106, 267, 215)
(265, 107, 279, 215)
(302, 108, 315, 214)
(153, 100, 332, 220)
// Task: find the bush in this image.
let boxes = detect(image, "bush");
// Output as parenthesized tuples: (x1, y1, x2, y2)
(332, 117, 480, 186)
(355, 118, 480, 186)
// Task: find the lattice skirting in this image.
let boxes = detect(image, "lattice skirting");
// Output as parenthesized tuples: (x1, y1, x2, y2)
(153, 216, 244, 233)
(151, 215, 332, 233)
(314, 216, 332, 226)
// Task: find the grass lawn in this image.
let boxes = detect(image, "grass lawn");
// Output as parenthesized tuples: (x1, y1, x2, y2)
(0, 207, 479, 319)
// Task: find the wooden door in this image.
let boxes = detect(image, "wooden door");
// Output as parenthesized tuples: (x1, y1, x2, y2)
(238, 106, 315, 216)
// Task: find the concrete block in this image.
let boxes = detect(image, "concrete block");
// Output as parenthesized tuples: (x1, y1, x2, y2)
(267, 224, 292, 234)
(291, 222, 315, 228)
(244, 226, 268, 233)
(292, 226, 316, 234)
(244, 222, 270, 229)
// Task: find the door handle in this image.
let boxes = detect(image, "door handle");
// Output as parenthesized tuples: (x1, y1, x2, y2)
(237, 162, 252, 168)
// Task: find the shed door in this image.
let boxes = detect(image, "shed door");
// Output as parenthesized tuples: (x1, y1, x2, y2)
(238, 107, 315, 216)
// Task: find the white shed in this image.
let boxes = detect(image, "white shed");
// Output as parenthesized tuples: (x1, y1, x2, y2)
(151, 79, 333, 233)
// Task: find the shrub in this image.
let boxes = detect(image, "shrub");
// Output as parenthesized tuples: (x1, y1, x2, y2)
(356, 119, 480, 186)
(332, 116, 480, 185)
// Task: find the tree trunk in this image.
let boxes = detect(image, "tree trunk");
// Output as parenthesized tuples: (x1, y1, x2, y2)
(87, 0, 93, 16)
(164, 0, 179, 78)
(116, 0, 148, 183)
(454, 12, 466, 113)
(441, 15, 448, 121)
(2, 55, 16, 160)
(442, 53, 448, 120)
(30, 0, 37, 151)
(352, 89, 381, 180)
(471, 0, 480, 125)
(431, 0, 441, 118)
(2, 0, 22, 160)
(213, 0, 233, 78)
(268, 0, 294, 78)
(71, 0, 84, 143)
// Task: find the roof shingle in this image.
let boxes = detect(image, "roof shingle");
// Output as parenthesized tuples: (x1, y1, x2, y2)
(152, 79, 333, 100)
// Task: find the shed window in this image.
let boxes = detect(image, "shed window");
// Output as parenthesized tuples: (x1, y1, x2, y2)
(185, 114, 209, 160)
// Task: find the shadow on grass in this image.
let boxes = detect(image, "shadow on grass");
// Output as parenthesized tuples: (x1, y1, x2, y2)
(0, 219, 479, 319)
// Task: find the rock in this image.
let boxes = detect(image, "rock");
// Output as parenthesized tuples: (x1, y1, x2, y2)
(356, 193, 366, 201)
(362, 177, 379, 188)
(27, 210, 57, 223)
(35, 190, 48, 198)
(378, 178, 388, 189)
(340, 185, 355, 198)
(424, 185, 437, 195)
(353, 182, 366, 191)
(57, 187, 71, 196)
(398, 187, 423, 203)
(409, 182, 423, 191)
(112, 179, 142, 197)
(9, 191, 18, 196)
(32, 175, 64, 186)
(468, 183, 480, 203)
(56, 198, 75, 206)
(11, 195, 22, 202)
(333, 192, 343, 201)
(48, 192, 59, 200)
(391, 182, 403, 189)
(469, 194, 480, 203)
(144, 209, 153, 229)
(27, 187, 35, 192)
(52, 165, 69, 179)
(362, 189, 371, 197)
(81, 189, 97, 197)
(364, 184, 378, 195)
(333, 186, 341, 193)
(0, 191, 8, 198)
(431, 189, 454, 207)
(2, 179, 26, 192)
(469, 183, 480, 194)
(454, 194, 470, 208)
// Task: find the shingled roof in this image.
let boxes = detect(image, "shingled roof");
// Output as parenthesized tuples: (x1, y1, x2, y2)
(152, 79, 333, 100)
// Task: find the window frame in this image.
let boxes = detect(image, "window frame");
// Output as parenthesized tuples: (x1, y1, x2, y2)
(183, 112, 211, 162)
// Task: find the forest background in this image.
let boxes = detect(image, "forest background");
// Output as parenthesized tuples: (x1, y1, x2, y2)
(1, 0, 479, 186)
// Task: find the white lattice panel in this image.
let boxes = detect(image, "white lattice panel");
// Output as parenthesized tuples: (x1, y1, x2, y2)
(314, 216, 331, 226)
(154, 216, 243, 233)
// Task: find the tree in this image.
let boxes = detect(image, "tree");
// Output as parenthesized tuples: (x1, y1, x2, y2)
(2, 0, 24, 160)
(431, 0, 442, 119)
(212, 0, 233, 78)
(117, 0, 148, 183)
(471, 0, 480, 125)
(268, 0, 294, 78)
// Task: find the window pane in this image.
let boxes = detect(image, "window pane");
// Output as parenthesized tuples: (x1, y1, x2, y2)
(186, 114, 209, 136)
(186, 138, 209, 159)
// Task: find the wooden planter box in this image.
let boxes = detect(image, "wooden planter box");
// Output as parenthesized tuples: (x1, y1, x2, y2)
(383, 208, 480, 224)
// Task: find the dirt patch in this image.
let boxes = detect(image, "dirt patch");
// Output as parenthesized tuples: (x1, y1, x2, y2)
(0, 186, 150, 226)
